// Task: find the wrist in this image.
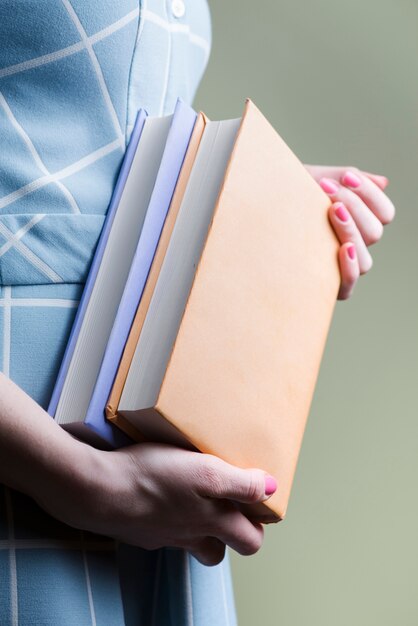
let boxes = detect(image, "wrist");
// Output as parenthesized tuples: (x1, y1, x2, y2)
(27, 434, 103, 527)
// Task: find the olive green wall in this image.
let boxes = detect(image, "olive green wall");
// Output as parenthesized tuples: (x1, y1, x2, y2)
(194, 1, 418, 624)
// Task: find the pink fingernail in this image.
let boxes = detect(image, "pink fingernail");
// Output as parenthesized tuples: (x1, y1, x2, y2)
(264, 475, 277, 496)
(319, 178, 339, 195)
(334, 202, 350, 222)
(341, 171, 362, 188)
(347, 245, 356, 260)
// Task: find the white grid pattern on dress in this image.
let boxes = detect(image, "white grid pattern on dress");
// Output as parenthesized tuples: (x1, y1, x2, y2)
(0, 3, 221, 622)
(0, 289, 113, 626)
(0, 92, 81, 214)
(0, 138, 121, 212)
(0, 9, 140, 80)
(0, 220, 63, 283)
(61, 0, 126, 150)
(0, 215, 46, 259)
(0, 7, 207, 82)
(80, 531, 98, 626)
(0, 3, 208, 216)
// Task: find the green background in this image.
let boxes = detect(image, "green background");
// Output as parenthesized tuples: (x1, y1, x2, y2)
(194, 1, 418, 624)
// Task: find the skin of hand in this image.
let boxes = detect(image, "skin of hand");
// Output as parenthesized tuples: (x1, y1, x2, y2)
(43, 442, 276, 567)
(304, 165, 395, 300)
(0, 373, 275, 567)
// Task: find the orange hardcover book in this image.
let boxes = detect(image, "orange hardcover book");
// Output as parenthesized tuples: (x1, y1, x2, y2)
(105, 113, 208, 441)
(108, 99, 340, 522)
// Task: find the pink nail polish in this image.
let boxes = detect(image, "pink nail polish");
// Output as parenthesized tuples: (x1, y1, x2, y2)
(334, 202, 350, 222)
(341, 171, 362, 188)
(347, 245, 356, 260)
(265, 475, 277, 496)
(319, 178, 339, 195)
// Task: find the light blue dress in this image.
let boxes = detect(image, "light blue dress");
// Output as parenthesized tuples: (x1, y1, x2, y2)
(0, 2, 238, 624)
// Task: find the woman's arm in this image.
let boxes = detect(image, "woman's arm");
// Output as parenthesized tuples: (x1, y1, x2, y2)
(0, 372, 275, 566)
(0, 371, 88, 500)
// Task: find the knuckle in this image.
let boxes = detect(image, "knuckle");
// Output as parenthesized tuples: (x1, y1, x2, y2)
(197, 458, 225, 497)
(245, 472, 263, 502)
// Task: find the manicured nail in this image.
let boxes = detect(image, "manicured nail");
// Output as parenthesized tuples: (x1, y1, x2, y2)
(319, 178, 339, 195)
(334, 202, 350, 222)
(347, 244, 356, 260)
(264, 475, 277, 496)
(341, 171, 362, 188)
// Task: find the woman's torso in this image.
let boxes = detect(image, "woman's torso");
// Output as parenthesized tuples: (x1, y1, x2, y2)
(0, 5, 237, 626)
(0, 0, 212, 404)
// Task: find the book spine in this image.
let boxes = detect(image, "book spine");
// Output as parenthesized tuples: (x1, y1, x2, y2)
(47, 110, 148, 419)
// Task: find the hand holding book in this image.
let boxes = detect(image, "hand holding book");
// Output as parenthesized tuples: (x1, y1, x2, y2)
(48, 98, 394, 528)
(36, 439, 278, 567)
(305, 164, 394, 300)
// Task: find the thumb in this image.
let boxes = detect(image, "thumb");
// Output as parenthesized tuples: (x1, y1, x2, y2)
(195, 455, 277, 504)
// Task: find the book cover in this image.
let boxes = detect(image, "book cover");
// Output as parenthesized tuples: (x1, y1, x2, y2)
(115, 99, 341, 520)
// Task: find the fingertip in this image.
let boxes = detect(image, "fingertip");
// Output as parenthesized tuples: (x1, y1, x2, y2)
(319, 177, 340, 195)
(264, 475, 277, 497)
(363, 171, 389, 190)
(346, 243, 356, 261)
(337, 242, 359, 300)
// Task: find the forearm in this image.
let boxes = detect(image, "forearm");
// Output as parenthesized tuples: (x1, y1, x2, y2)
(0, 372, 88, 502)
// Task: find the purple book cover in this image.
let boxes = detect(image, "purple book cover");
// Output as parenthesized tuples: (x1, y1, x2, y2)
(47, 110, 148, 443)
(84, 99, 197, 448)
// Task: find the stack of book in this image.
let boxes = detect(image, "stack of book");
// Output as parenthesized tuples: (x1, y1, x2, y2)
(48, 98, 340, 522)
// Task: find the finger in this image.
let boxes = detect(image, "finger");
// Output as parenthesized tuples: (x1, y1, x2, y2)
(319, 179, 384, 246)
(188, 537, 226, 567)
(306, 164, 390, 194)
(212, 508, 265, 556)
(339, 169, 394, 223)
(362, 171, 389, 191)
(328, 202, 373, 274)
(194, 454, 277, 504)
(338, 169, 395, 224)
(337, 242, 360, 300)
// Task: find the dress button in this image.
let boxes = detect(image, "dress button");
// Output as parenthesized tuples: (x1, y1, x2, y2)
(171, 0, 186, 18)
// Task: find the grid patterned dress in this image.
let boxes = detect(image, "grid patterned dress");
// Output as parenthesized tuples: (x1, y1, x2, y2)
(0, 1, 238, 624)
